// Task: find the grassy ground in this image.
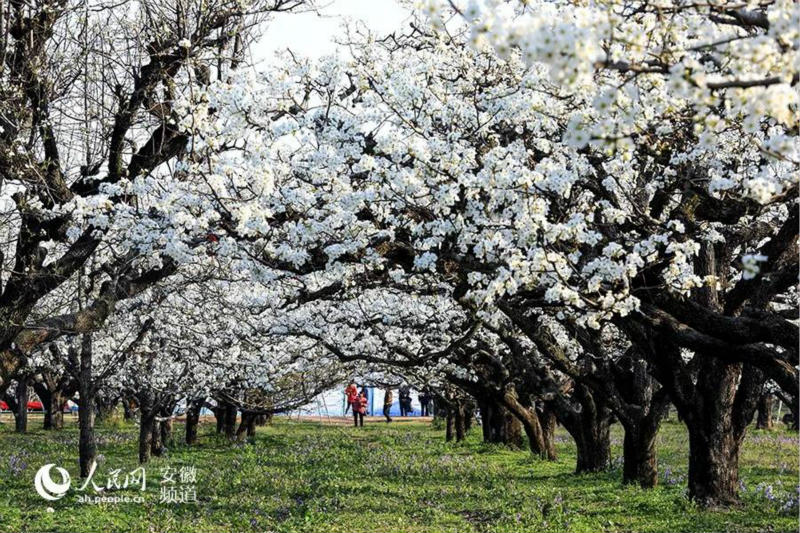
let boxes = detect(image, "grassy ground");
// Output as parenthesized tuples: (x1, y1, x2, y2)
(0, 414, 797, 532)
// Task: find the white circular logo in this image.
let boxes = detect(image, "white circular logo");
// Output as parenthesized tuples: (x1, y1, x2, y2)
(34, 464, 71, 501)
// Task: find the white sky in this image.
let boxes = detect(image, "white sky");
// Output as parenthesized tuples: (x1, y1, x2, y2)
(254, 0, 410, 64)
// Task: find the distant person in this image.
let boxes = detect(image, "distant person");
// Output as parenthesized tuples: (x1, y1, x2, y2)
(353, 390, 368, 427)
(419, 390, 431, 417)
(383, 387, 393, 423)
(344, 382, 358, 415)
(360, 386, 370, 414)
(399, 383, 412, 416)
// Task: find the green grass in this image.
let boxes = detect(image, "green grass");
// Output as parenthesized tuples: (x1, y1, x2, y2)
(0, 415, 797, 532)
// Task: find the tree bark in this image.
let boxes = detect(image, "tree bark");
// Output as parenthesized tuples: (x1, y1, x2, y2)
(756, 393, 774, 430)
(51, 390, 65, 430)
(159, 405, 173, 447)
(482, 394, 527, 450)
(687, 421, 740, 506)
(454, 403, 466, 442)
(684, 359, 762, 505)
(679, 358, 761, 505)
(223, 402, 237, 440)
(445, 407, 454, 442)
(574, 422, 611, 473)
(560, 385, 612, 473)
(138, 391, 155, 464)
(95, 396, 117, 423)
(185, 400, 202, 445)
(14, 378, 28, 433)
(151, 418, 163, 457)
(78, 336, 96, 478)
(236, 412, 257, 441)
(622, 421, 659, 488)
(34, 382, 53, 430)
(123, 397, 136, 420)
(212, 406, 225, 433)
(464, 404, 474, 433)
(539, 405, 558, 461)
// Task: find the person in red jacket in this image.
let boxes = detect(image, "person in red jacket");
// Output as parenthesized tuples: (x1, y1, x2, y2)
(344, 383, 358, 415)
(353, 390, 368, 427)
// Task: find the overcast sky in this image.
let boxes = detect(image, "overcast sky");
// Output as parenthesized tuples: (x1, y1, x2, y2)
(254, 0, 410, 64)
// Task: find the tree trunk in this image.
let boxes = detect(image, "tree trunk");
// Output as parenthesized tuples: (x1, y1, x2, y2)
(756, 393, 774, 430)
(212, 406, 225, 433)
(138, 392, 155, 464)
(560, 385, 612, 474)
(159, 406, 173, 447)
(574, 422, 611, 473)
(139, 414, 154, 464)
(464, 404, 474, 433)
(776, 390, 799, 431)
(539, 405, 558, 461)
(680, 358, 757, 506)
(14, 378, 28, 433)
(139, 414, 155, 464)
(34, 383, 54, 430)
(151, 418, 163, 457)
(78, 336, 96, 478)
(484, 394, 527, 450)
(185, 400, 202, 445)
(223, 402, 237, 440)
(611, 352, 670, 488)
(236, 412, 257, 441)
(122, 397, 136, 420)
(622, 422, 659, 488)
(454, 403, 466, 442)
(51, 390, 65, 430)
(687, 423, 740, 506)
(95, 396, 117, 423)
(445, 408, 454, 442)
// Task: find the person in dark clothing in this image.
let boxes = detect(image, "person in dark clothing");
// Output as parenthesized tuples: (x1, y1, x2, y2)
(353, 391, 367, 427)
(383, 387, 393, 422)
(399, 384, 411, 416)
(419, 390, 431, 417)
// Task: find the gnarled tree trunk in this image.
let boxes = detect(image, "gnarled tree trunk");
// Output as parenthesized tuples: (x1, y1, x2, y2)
(236, 412, 257, 441)
(683, 359, 759, 506)
(756, 393, 774, 430)
(123, 397, 137, 420)
(622, 421, 660, 488)
(185, 400, 202, 445)
(95, 395, 118, 423)
(454, 402, 466, 442)
(212, 405, 225, 433)
(14, 377, 29, 433)
(616, 361, 670, 488)
(151, 418, 164, 457)
(223, 402, 237, 440)
(158, 403, 174, 448)
(138, 391, 155, 464)
(50, 390, 65, 430)
(538, 404, 558, 461)
(559, 385, 613, 473)
(481, 397, 524, 449)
